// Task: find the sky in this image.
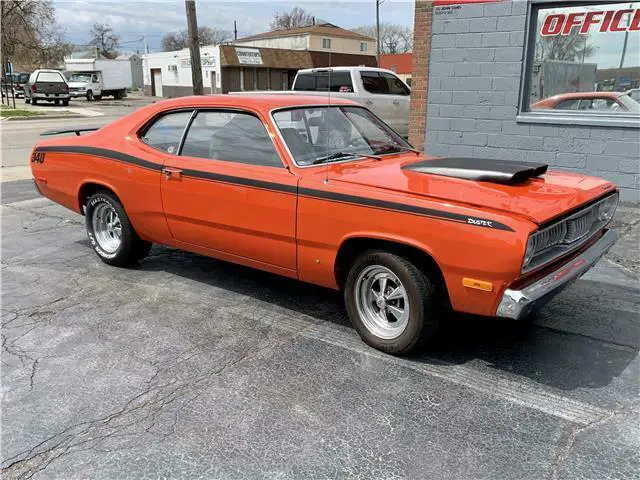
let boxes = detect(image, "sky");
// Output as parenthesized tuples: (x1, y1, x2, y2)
(52, 0, 415, 53)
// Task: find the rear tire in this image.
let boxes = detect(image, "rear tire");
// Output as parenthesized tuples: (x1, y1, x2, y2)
(85, 191, 152, 267)
(32, 99, 37, 105)
(54, 99, 60, 105)
(62, 100, 69, 106)
(344, 251, 442, 355)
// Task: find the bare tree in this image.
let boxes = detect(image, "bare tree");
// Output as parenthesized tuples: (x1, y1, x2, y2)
(162, 26, 231, 51)
(1, 0, 71, 72)
(270, 7, 315, 30)
(535, 14, 595, 62)
(355, 23, 412, 54)
(88, 23, 120, 59)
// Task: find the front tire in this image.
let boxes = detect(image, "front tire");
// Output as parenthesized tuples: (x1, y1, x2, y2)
(85, 192, 151, 267)
(86, 90, 93, 101)
(344, 251, 442, 355)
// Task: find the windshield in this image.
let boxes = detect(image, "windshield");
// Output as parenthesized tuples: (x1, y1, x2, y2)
(617, 94, 640, 113)
(70, 73, 92, 83)
(272, 106, 412, 166)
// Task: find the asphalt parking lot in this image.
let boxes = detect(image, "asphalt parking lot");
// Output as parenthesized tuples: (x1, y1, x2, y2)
(1, 177, 639, 479)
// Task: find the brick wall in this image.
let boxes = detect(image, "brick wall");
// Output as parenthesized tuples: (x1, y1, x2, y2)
(424, 0, 640, 202)
(408, 0, 434, 150)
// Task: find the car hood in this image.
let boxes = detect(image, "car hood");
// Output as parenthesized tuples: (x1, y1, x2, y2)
(329, 155, 615, 225)
(67, 81, 88, 88)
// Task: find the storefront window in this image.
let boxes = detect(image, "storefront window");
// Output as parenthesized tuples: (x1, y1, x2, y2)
(524, 2, 640, 117)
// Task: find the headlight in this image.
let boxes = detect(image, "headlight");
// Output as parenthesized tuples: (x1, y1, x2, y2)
(522, 234, 537, 270)
(596, 193, 618, 222)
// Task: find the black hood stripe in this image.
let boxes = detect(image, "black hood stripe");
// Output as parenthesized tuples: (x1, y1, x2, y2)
(35, 145, 514, 232)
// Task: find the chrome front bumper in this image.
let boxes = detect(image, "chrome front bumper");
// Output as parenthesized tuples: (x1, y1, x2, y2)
(496, 229, 618, 320)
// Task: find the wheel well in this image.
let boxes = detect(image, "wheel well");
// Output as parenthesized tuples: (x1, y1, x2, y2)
(78, 183, 117, 214)
(334, 238, 450, 305)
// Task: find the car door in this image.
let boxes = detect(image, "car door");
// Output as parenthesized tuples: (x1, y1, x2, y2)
(159, 109, 298, 272)
(380, 72, 411, 137)
(357, 71, 397, 131)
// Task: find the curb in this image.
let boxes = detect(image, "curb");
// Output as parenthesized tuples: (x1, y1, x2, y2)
(2, 114, 85, 121)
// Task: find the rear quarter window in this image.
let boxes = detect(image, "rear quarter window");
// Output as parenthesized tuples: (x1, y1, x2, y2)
(36, 72, 66, 83)
(140, 110, 193, 154)
(293, 72, 353, 92)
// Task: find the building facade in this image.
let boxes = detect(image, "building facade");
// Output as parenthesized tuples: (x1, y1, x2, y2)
(410, 0, 640, 202)
(380, 53, 414, 85)
(234, 23, 376, 57)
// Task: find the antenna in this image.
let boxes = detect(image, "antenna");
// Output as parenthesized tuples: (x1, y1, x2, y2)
(324, 47, 332, 184)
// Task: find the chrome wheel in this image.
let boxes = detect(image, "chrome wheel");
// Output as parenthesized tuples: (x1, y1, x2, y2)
(92, 203, 122, 254)
(355, 265, 410, 340)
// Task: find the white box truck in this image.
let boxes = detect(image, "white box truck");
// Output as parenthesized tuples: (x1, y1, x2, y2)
(64, 58, 131, 101)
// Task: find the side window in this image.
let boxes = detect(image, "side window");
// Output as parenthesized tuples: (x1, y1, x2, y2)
(140, 111, 193, 154)
(181, 111, 283, 168)
(293, 73, 316, 91)
(322, 38, 331, 49)
(555, 99, 580, 110)
(578, 98, 616, 111)
(360, 72, 388, 94)
(382, 72, 410, 95)
(29, 73, 37, 83)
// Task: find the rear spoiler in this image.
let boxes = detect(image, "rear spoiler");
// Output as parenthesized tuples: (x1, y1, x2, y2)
(41, 127, 100, 136)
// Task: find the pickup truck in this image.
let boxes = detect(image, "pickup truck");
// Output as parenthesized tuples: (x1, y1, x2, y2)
(235, 67, 411, 137)
(30, 94, 619, 355)
(24, 69, 70, 106)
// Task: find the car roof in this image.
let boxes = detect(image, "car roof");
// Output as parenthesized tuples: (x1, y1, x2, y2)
(297, 66, 395, 74)
(551, 91, 621, 101)
(152, 94, 360, 111)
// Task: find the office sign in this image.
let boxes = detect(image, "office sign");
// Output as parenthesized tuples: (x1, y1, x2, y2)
(235, 48, 263, 65)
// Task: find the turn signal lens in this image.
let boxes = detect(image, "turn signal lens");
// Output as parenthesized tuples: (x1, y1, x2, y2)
(522, 234, 537, 270)
(596, 193, 618, 223)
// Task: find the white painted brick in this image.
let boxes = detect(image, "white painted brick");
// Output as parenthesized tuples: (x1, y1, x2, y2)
(481, 62, 522, 77)
(620, 158, 640, 174)
(527, 150, 557, 165)
(504, 92, 520, 105)
(502, 121, 530, 135)
(556, 153, 586, 168)
(437, 131, 463, 144)
(488, 133, 542, 150)
(481, 32, 511, 47)
(438, 105, 465, 118)
(511, 0, 528, 16)
(494, 47, 524, 62)
(464, 105, 493, 119)
(509, 30, 525, 46)
(449, 145, 475, 156)
(589, 128, 626, 141)
(490, 106, 518, 120)
(429, 90, 453, 104)
(469, 17, 497, 33)
(442, 19, 470, 34)
(530, 125, 559, 137)
(451, 118, 476, 132)
(454, 91, 504, 106)
(484, 2, 512, 16)
(476, 119, 503, 133)
(428, 118, 451, 131)
(462, 132, 488, 146)
(543, 137, 572, 151)
(454, 62, 482, 76)
(457, 3, 486, 18)
(451, 77, 492, 92)
(431, 35, 456, 48)
(474, 146, 525, 161)
(604, 141, 639, 157)
(572, 138, 605, 155)
(428, 144, 451, 157)
(586, 155, 621, 172)
(558, 127, 591, 139)
(618, 188, 640, 203)
(492, 77, 521, 92)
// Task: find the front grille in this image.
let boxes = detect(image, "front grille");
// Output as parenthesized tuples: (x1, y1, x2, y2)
(523, 192, 618, 273)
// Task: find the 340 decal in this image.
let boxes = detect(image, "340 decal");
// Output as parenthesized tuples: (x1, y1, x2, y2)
(31, 152, 45, 164)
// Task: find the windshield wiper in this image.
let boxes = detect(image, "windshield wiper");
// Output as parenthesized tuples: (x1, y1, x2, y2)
(374, 144, 421, 155)
(311, 151, 381, 165)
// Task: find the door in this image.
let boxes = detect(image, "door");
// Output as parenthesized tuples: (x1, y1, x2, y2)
(210, 71, 216, 94)
(159, 109, 298, 271)
(152, 69, 162, 97)
(380, 72, 410, 137)
(357, 71, 396, 129)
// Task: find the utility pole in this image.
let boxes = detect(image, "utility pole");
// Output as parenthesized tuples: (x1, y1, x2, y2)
(234, 20, 238, 40)
(376, 0, 381, 63)
(185, 0, 204, 95)
(143, 34, 149, 91)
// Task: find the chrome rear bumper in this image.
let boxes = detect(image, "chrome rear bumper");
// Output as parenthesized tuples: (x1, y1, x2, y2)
(496, 229, 618, 320)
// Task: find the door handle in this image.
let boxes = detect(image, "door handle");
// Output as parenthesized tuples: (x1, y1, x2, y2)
(365, 99, 374, 105)
(392, 100, 400, 105)
(162, 167, 183, 179)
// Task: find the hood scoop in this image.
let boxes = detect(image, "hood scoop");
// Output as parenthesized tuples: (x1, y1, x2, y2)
(402, 158, 548, 185)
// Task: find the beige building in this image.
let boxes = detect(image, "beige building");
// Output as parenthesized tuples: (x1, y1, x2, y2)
(233, 23, 376, 57)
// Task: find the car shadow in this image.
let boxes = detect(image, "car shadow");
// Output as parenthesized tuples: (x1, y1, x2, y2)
(79, 242, 639, 393)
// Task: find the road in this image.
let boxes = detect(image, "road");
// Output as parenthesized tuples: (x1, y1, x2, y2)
(1, 107, 639, 479)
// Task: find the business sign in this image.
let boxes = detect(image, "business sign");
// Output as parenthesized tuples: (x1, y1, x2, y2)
(235, 47, 262, 65)
(179, 56, 216, 68)
(541, 8, 640, 36)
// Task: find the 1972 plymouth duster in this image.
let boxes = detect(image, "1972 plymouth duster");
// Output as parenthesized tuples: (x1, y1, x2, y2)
(30, 95, 619, 355)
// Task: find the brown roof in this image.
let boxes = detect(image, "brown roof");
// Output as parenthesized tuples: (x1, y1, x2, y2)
(220, 45, 313, 69)
(309, 52, 377, 68)
(380, 53, 413, 74)
(236, 23, 375, 43)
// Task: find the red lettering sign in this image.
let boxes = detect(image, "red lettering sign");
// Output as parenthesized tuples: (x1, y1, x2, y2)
(540, 8, 639, 36)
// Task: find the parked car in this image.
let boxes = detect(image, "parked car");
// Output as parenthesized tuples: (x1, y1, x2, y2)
(234, 67, 411, 137)
(1, 72, 30, 98)
(24, 69, 70, 106)
(65, 58, 131, 100)
(531, 91, 639, 112)
(31, 95, 619, 355)
(625, 88, 640, 103)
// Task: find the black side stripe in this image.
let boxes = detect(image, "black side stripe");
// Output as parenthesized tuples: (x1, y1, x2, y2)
(36, 145, 514, 232)
(37, 145, 162, 172)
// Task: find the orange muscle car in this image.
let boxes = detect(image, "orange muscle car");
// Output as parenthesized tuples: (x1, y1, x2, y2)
(31, 95, 619, 355)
